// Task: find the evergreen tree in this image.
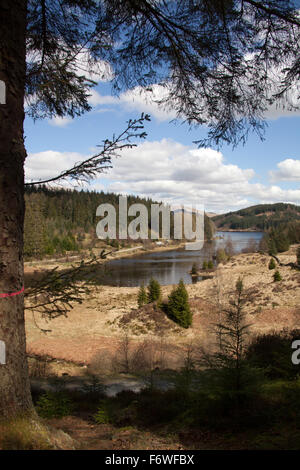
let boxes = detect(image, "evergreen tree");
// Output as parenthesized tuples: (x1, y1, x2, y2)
(268, 258, 276, 270)
(137, 284, 148, 308)
(273, 270, 282, 282)
(204, 213, 214, 241)
(202, 260, 208, 270)
(207, 260, 214, 269)
(147, 278, 162, 304)
(167, 279, 192, 329)
(274, 232, 290, 253)
(200, 278, 260, 416)
(214, 278, 250, 390)
(268, 237, 278, 256)
(191, 263, 198, 275)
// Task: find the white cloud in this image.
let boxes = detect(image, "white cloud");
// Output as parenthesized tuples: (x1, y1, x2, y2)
(25, 150, 89, 183)
(87, 56, 300, 123)
(97, 139, 300, 211)
(25, 141, 300, 213)
(88, 89, 118, 106)
(48, 116, 73, 127)
(269, 158, 300, 182)
(119, 85, 177, 121)
(88, 84, 177, 121)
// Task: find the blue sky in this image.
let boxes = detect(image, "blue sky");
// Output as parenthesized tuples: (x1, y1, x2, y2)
(24, 79, 300, 214)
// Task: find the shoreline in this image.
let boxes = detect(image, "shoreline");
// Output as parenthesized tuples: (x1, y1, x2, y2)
(24, 241, 186, 273)
(106, 241, 186, 260)
(215, 229, 264, 233)
(24, 228, 265, 277)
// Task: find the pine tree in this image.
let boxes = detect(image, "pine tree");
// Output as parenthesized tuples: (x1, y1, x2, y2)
(137, 284, 148, 308)
(274, 232, 290, 253)
(268, 237, 278, 256)
(147, 278, 162, 304)
(273, 270, 282, 282)
(191, 263, 198, 275)
(202, 261, 208, 270)
(204, 213, 214, 241)
(268, 258, 276, 270)
(200, 278, 259, 415)
(167, 279, 192, 329)
(207, 260, 214, 269)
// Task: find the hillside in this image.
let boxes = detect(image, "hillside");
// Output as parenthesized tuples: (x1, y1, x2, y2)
(212, 203, 300, 231)
(24, 185, 214, 258)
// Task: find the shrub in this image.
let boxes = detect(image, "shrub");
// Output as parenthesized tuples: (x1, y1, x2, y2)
(246, 330, 300, 380)
(202, 261, 208, 270)
(268, 258, 276, 270)
(273, 270, 282, 282)
(167, 279, 192, 328)
(110, 239, 119, 249)
(135, 388, 185, 426)
(207, 260, 214, 269)
(216, 248, 228, 264)
(36, 391, 73, 418)
(147, 278, 162, 304)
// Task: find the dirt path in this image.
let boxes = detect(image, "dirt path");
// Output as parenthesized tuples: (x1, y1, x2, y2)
(48, 414, 184, 450)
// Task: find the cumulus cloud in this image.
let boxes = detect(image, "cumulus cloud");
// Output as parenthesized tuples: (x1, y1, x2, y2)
(48, 116, 73, 127)
(25, 150, 89, 183)
(25, 140, 300, 212)
(88, 84, 177, 121)
(269, 158, 300, 182)
(97, 139, 300, 211)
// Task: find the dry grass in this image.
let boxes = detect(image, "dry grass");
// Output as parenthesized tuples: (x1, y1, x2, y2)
(24, 245, 300, 371)
(0, 416, 76, 450)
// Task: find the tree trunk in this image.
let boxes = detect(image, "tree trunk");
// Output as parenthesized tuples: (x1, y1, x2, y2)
(0, 0, 33, 418)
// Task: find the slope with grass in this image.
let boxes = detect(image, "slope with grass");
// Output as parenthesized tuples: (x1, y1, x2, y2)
(213, 203, 300, 231)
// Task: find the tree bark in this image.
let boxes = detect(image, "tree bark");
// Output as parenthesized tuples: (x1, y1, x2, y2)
(0, 0, 33, 418)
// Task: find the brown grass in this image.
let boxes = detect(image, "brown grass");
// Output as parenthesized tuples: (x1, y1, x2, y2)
(25, 245, 300, 371)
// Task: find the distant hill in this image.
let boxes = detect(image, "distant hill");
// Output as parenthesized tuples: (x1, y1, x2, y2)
(212, 203, 300, 231)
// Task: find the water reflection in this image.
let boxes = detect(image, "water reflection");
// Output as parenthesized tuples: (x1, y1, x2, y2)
(103, 231, 264, 287)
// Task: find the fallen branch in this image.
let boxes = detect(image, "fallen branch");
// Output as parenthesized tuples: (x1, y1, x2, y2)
(270, 253, 300, 270)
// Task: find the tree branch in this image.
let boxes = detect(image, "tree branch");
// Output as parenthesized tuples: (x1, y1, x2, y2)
(244, 0, 300, 27)
(25, 114, 150, 186)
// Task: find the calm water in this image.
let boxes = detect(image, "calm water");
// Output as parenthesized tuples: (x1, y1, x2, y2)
(102, 231, 264, 287)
